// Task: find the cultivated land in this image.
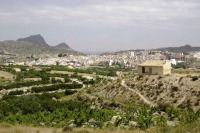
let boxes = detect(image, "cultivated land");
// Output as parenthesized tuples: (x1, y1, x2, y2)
(0, 65, 200, 133)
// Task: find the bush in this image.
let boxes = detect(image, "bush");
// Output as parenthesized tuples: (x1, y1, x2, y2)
(31, 83, 83, 93)
(158, 76, 162, 80)
(171, 86, 178, 92)
(0, 81, 48, 90)
(8, 90, 24, 95)
(65, 90, 77, 95)
(137, 75, 143, 80)
(158, 82, 163, 89)
(192, 76, 198, 81)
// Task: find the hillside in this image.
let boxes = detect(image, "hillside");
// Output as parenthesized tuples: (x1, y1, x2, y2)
(55, 42, 71, 50)
(17, 34, 49, 47)
(109, 45, 200, 55)
(0, 35, 82, 62)
(83, 74, 200, 111)
(154, 44, 200, 53)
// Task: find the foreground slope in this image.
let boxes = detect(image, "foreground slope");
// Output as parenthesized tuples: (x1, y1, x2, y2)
(85, 74, 200, 111)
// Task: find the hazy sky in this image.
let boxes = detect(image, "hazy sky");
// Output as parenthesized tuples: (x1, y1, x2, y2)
(0, 0, 199, 52)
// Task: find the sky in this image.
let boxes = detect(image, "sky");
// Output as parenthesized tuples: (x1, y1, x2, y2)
(0, 0, 200, 53)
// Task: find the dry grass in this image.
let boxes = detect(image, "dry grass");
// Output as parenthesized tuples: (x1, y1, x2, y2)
(0, 124, 58, 133)
(0, 124, 144, 133)
(124, 74, 200, 110)
(172, 69, 200, 75)
(1, 123, 200, 133)
(0, 71, 14, 79)
(147, 122, 200, 133)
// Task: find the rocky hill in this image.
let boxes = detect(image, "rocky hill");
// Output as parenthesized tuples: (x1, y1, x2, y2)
(54, 42, 71, 50)
(17, 34, 49, 47)
(0, 34, 82, 62)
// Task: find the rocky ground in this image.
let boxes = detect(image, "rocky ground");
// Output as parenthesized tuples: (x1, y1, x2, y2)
(83, 74, 200, 111)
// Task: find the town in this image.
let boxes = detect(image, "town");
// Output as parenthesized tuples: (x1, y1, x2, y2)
(1, 45, 199, 70)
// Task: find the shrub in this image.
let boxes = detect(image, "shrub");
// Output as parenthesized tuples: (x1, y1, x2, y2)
(158, 76, 162, 80)
(192, 76, 198, 81)
(65, 90, 77, 95)
(31, 83, 83, 93)
(158, 82, 163, 89)
(8, 90, 24, 95)
(171, 86, 178, 92)
(137, 75, 143, 80)
(179, 77, 183, 82)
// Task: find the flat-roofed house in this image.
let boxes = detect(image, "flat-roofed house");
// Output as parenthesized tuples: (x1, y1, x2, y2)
(137, 60, 171, 75)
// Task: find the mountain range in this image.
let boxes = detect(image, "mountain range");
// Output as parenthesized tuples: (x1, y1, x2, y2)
(111, 44, 200, 55)
(1, 34, 199, 60)
(0, 34, 81, 61)
(154, 44, 200, 53)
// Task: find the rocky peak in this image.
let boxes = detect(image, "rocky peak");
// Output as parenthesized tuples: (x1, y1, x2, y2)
(55, 42, 71, 49)
(17, 34, 49, 47)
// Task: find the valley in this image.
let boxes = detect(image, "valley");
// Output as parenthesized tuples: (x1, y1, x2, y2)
(0, 65, 199, 133)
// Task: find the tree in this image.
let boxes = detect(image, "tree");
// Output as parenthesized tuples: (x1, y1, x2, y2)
(58, 53, 63, 57)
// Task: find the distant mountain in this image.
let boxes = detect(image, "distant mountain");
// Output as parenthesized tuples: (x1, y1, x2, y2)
(154, 45, 200, 53)
(17, 34, 49, 47)
(54, 42, 71, 50)
(0, 34, 82, 62)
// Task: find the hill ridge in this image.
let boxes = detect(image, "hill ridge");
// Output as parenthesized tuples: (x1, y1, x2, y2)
(17, 34, 49, 47)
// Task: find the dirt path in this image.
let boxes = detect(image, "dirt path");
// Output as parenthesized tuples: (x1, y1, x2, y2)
(121, 80, 156, 107)
(176, 95, 186, 107)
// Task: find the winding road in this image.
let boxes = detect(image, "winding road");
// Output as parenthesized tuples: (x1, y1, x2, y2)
(121, 80, 156, 107)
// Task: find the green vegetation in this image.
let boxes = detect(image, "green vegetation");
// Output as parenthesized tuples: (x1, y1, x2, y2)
(8, 90, 24, 96)
(172, 62, 187, 69)
(0, 81, 48, 90)
(0, 93, 116, 128)
(0, 92, 200, 130)
(64, 90, 77, 95)
(0, 65, 200, 132)
(44, 66, 130, 76)
(192, 76, 198, 81)
(31, 83, 83, 93)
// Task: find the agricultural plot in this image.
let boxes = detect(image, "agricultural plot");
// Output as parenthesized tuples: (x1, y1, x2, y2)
(1, 65, 199, 132)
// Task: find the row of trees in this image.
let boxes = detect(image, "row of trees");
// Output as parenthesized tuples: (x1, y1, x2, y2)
(44, 66, 119, 76)
(0, 81, 48, 90)
(31, 83, 83, 93)
(0, 93, 115, 127)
